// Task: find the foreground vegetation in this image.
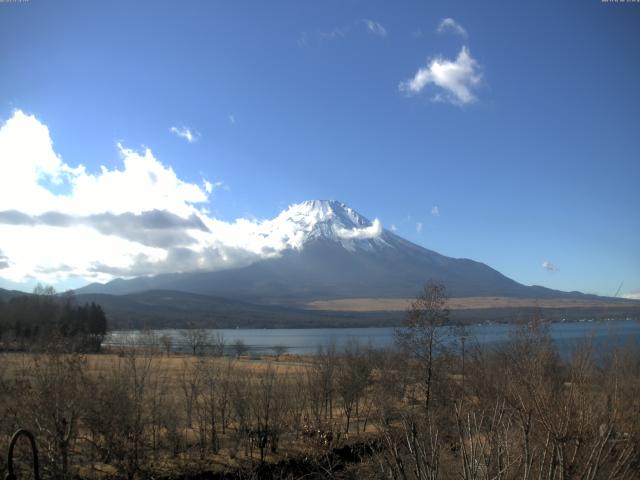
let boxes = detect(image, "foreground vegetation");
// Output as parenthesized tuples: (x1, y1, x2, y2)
(0, 285, 639, 479)
(0, 286, 107, 352)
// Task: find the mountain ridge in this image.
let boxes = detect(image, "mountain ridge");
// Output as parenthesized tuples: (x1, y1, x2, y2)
(76, 200, 604, 303)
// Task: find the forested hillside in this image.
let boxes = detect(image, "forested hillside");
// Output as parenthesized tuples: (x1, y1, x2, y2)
(0, 286, 107, 351)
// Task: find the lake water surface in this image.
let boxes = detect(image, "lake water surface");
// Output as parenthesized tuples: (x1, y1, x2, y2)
(105, 319, 640, 357)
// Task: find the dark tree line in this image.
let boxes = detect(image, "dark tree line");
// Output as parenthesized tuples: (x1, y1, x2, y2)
(0, 286, 107, 351)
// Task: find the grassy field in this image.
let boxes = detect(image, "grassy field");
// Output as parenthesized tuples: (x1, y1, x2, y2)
(2, 324, 639, 479)
(0, 349, 380, 479)
(305, 296, 640, 312)
(1, 350, 313, 378)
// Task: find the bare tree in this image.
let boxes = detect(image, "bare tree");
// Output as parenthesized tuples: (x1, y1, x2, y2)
(159, 334, 173, 356)
(316, 342, 338, 422)
(288, 367, 309, 439)
(233, 338, 249, 357)
(211, 331, 226, 357)
(217, 359, 234, 435)
(181, 326, 211, 356)
(396, 281, 448, 415)
(23, 352, 88, 478)
(178, 358, 202, 430)
(272, 344, 288, 359)
(249, 364, 290, 461)
(82, 348, 156, 479)
(139, 329, 160, 354)
(229, 372, 251, 458)
(194, 357, 223, 454)
(336, 339, 371, 433)
(145, 356, 171, 459)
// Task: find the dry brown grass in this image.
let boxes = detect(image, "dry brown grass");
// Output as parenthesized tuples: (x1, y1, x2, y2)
(0, 351, 313, 380)
(0, 350, 354, 478)
(305, 296, 637, 312)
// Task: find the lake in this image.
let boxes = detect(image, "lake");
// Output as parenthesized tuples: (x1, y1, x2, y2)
(104, 318, 640, 357)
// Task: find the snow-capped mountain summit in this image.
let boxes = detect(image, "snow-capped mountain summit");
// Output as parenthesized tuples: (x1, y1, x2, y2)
(264, 200, 388, 252)
(77, 200, 588, 303)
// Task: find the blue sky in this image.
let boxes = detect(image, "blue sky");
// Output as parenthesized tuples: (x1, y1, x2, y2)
(0, 0, 639, 297)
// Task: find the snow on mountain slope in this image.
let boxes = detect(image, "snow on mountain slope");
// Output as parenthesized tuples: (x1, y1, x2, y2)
(188, 200, 389, 270)
(78, 200, 393, 292)
(262, 200, 389, 252)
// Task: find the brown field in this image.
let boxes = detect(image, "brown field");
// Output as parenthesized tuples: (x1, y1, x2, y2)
(2, 350, 311, 374)
(305, 296, 638, 312)
(2, 317, 639, 479)
(0, 349, 378, 478)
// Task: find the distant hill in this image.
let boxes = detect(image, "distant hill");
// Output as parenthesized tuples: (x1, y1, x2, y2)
(74, 290, 400, 329)
(0, 288, 27, 302)
(2, 287, 638, 329)
(74, 289, 640, 329)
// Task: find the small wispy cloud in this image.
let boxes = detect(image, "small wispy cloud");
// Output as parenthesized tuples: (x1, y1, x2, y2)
(416, 222, 423, 233)
(301, 19, 387, 46)
(297, 32, 309, 48)
(542, 260, 557, 272)
(300, 29, 345, 46)
(203, 180, 224, 194)
(431, 206, 440, 216)
(363, 19, 387, 37)
(437, 18, 468, 38)
(228, 114, 235, 125)
(390, 224, 398, 232)
(170, 126, 199, 143)
(319, 26, 349, 40)
(399, 46, 482, 105)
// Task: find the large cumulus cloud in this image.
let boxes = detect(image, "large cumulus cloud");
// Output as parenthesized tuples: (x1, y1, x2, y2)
(0, 110, 385, 288)
(0, 111, 280, 286)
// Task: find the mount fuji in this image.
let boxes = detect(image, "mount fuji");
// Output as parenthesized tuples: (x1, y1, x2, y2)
(76, 200, 589, 303)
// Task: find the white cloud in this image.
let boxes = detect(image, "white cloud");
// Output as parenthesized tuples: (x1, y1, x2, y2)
(170, 125, 198, 143)
(335, 218, 382, 240)
(416, 222, 423, 233)
(363, 19, 387, 37)
(0, 248, 9, 270)
(0, 110, 216, 285)
(0, 111, 208, 218)
(228, 114, 235, 124)
(437, 18, 468, 38)
(622, 290, 640, 300)
(203, 180, 224, 195)
(297, 32, 309, 48)
(431, 206, 440, 216)
(75, 144, 209, 217)
(302, 19, 387, 46)
(399, 46, 482, 105)
(542, 260, 557, 272)
(390, 224, 398, 232)
(298, 26, 349, 45)
(319, 26, 349, 40)
(0, 111, 384, 287)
